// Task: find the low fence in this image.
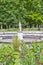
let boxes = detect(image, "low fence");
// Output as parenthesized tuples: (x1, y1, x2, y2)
(0, 31, 43, 43)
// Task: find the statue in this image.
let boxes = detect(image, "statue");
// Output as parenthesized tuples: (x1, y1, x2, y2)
(19, 21, 22, 32)
(18, 21, 23, 40)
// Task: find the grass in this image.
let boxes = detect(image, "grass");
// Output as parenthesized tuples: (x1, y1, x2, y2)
(0, 28, 43, 32)
(23, 28, 43, 31)
(0, 43, 13, 48)
(0, 28, 18, 32)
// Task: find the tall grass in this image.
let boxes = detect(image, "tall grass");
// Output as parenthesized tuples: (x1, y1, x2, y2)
(12, 36, 20, 52)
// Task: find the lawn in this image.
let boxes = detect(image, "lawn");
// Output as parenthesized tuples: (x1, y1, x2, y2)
(0, 28, 18, 32)
(0, 28, 43, 32)
(23, 28, 43, 31)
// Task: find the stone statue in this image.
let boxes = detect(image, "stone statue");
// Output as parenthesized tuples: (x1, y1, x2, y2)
(18, 21, 23, 40)
(19, 21, 22, 32)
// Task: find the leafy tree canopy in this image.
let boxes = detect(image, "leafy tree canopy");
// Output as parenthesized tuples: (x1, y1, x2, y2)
(0, 0, 43, 28)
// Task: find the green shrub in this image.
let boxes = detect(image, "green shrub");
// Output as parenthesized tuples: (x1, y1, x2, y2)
(14, 41, 43, 65)
(0, 44, 19, 65)
(12, 36, 20, 52)
(0, 41, 43, 65)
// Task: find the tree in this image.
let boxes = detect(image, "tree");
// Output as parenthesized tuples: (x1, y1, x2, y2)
(0, 0, 43, 29)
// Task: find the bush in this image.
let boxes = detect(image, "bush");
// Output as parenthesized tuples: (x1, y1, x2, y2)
(0, 41, 43, 65)
(12, 36, 20, 52)
(14, 41, 43, 65)
(0, 44, 19, 65)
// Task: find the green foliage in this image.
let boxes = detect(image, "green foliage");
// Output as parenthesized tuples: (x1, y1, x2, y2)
(12, 36, 20, 52)
(14, 41, 43, 65)
(0, 44, 19, 65)
(0, 41, 43, 65)
(0, 0, 43, 28)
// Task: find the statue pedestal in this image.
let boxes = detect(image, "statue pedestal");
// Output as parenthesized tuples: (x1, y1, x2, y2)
(18, 32, 23, 51)
(18, 32, 23, 40)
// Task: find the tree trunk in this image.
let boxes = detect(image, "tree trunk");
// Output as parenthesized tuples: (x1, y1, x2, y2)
(1, 25, 3, 29)
(5, 25, 7, 29)
(38, 24, 40, 31)
(9, 25, 10, 28)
